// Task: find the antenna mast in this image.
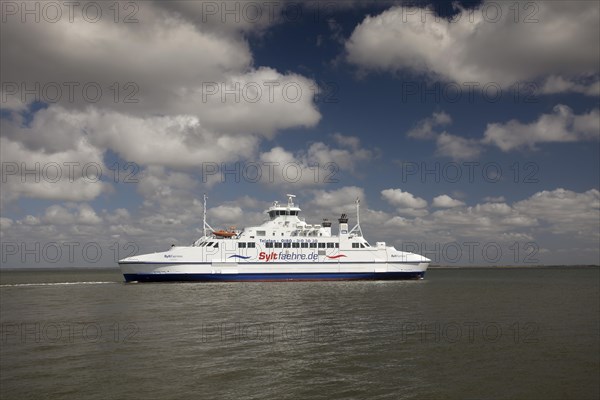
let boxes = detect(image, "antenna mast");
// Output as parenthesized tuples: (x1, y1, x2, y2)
(349, 197, 363, 236)
(203, 193, 214, 237)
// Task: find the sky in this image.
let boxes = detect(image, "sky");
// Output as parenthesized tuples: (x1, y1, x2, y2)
(0, 0, 599, 267)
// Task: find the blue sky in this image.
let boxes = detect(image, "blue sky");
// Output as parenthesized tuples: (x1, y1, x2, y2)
(1, 1, 599, 267)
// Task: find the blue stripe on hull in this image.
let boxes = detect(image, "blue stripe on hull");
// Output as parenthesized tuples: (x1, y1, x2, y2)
(123, 272, 425, 282)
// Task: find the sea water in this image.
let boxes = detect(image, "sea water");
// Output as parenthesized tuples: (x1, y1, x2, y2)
(1, 267, 598, 400)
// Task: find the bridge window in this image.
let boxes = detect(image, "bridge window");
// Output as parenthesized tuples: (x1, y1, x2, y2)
(213, 242, 219, 248)
(352, 243, 359, 249)
(238, 242, 246, 248)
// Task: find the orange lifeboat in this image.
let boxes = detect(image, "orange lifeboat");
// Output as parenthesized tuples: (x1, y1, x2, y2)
(212, 227, 237, 238)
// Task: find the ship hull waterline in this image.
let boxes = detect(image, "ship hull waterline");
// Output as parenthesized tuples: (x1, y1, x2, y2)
(120, 262, 428, 282)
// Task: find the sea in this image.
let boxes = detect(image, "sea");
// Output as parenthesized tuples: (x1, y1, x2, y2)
(1, 267, 598, 400)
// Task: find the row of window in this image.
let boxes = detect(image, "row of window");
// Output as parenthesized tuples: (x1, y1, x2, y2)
(201, 241, 366, 249)
(256, 230, 322, 237)
(265, 242, 339, 249)
(268, 210, 299, 218)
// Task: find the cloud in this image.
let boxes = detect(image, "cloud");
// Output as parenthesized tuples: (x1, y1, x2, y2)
(475, 202, 513, 216)
(304, 141, 373, 172)
(258, 146, 323, 187)
(77, 204, 103, 225)
(0, 218, 14, 229)
(332, 132, 361, 150)
(376, 188, 599, 251)
(540, 75, 600, 96)
(43, 204, 102, 225)
(1, 2, 321, 131)
(87, 109, 261, 167)
(406, 111, 483, 160)
(209, 205, 244, 224)
(257, 136, 375, 187)
(0, 1, 322, 204)
(483, 105, 600, 151)
(309, 186, 366, 213)
(0, 135, 110, 203)
(327, 18, 346, 44)
(2, 186, 598, 266)
(426, 201, 538, 238)
(153, 1, 282, 36)
(136, 166, 199, 209)
(435, 132, 484, 160)
(432, 195, 465, 208)
(483, 196, 506, 203)
(395, 208, 429, 217)
(513, 188, 600, 236)
(409, 106, 598, 159)
(22, 215, 41, 226)
(193, 67, 321, 137)
(345, 1, 600, 95)
(105, 208, 131, 224)
(381, 188, 427, 208)
(2, 106, 261, 170)
(1, 2, 253, 113)
(407, 111, 451, 140)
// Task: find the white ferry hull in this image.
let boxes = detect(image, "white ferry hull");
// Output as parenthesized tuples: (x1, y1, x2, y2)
(120, 262, 428, 282)
(119, 194, 430, 283)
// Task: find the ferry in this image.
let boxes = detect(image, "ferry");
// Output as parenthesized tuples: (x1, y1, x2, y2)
(119, 194, 430, 282)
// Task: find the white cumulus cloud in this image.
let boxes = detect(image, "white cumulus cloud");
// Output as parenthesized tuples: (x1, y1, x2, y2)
(483, 105, 600, 151)
(381, 188, 427, 209)
(432, 195, 465, 208)
(346, 1, 600, 95)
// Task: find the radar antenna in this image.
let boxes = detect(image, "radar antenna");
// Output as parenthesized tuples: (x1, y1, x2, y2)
(286, 194, 296, 207)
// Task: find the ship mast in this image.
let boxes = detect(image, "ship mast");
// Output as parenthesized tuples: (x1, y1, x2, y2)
(203, 193, 214, 238)
(349, 197, 363, 237)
